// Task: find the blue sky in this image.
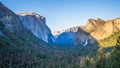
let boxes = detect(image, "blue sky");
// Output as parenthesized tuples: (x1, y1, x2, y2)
(0, 0, 120, 31)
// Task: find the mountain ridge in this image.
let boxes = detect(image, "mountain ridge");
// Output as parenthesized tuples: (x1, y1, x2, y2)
(54, 18, 120, 46)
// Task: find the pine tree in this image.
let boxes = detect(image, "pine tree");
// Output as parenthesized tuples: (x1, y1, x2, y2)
(85, 56, 90, 68)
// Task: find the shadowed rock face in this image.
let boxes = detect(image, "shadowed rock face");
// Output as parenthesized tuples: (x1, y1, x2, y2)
(74, 28, 98, 46)
(55, 32, 75, 45)
(0, 2, 27, 36)
(18, 12, 54, 43)
(74, 28, 89, 46)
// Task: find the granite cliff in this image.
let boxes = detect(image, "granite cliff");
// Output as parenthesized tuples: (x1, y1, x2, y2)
(83, 18, 120, 40)
(18, 12, 54, 43)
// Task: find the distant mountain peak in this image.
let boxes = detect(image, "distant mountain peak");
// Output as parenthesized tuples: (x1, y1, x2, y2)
(65, 26, 81, 32)
(52, 30, 64, 36)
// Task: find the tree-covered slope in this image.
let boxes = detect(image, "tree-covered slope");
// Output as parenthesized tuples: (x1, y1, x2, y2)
(99, 32, 120, 48)
(0, 22, 54, 67)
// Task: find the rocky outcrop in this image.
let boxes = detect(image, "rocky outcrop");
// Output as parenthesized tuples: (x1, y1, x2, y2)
(84, 18, 105, 33)
(90, 18, 120, 40)
(18, 12, 54, 43)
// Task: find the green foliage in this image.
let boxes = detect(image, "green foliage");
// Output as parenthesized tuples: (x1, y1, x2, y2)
(94, 36, 120, 68)
(95, 48, 107, 68)
(0, 24, 53, 68)
(99, 32, 120, 48)
(1, 22, 120, 68)
(85, 56, 91, 68)
(0, 23, 99, 68)
(106, 36, 120, 68)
